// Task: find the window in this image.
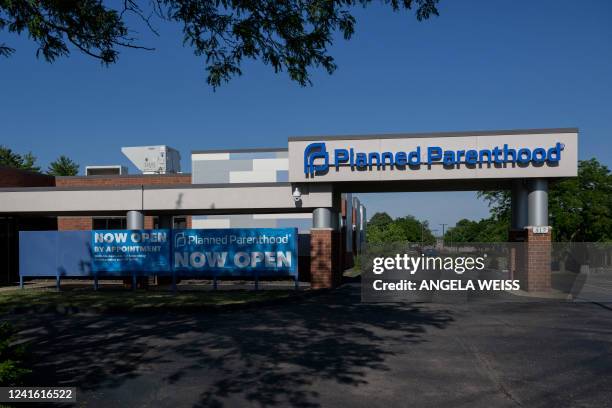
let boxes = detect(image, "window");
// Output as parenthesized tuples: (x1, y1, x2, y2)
(152, 216, 187, 229)
(92, 217, 127, 230)
(173, 217, 187, 229)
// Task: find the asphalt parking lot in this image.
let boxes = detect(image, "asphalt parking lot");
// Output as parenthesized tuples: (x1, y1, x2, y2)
(10, 283, 612, 408)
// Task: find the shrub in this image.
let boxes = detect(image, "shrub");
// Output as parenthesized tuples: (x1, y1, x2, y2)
(0, 322, 30, 386)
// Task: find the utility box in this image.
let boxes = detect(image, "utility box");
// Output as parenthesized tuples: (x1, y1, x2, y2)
(121, 145, 181, 174)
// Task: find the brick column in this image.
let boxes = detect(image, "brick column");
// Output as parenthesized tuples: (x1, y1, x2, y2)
(512, 227, 552, 292)
(525, 228, 552, 291)
(58, 217, 93, 230)
(310, 228, 339, 289)
(144, 216, 155, 229)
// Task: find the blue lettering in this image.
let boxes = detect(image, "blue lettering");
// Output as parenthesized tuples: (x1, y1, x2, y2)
(465, 150, 478, 165)
(479, 149, 492, 163)
(395, 151, 407, 166)
(381, 152, 394, 168)
(428, 146, 442, 164)
(408, 147, 421, 165)
(356, 153, 368, 168)
(532, 148, 547, 163)
(493, 147, 503, 164)
(517, 148, 531, 163)
(443, 151, 455, 166)
(334, 149, 349, 170)
(503, 144, 516, 162)
(368, 152, 381, 169)
(547, 143, 563, 162)
(304, 141, 564, 176)
(456, 150, 466, 164)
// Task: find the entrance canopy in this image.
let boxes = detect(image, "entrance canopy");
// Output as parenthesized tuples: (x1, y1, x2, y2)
(0, 128, 579, 215)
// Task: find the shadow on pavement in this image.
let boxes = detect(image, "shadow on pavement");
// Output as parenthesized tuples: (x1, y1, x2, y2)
(14, 283, 454, 407)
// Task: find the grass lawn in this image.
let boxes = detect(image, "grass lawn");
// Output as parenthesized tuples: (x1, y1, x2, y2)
(0, 288, 299, 314)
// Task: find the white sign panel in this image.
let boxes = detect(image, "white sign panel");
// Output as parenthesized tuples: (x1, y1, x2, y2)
(288, 129, 578, 183)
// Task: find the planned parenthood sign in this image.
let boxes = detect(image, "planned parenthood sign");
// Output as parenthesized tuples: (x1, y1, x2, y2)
(173, 228, 298, 277)
(91, 230, 171, 273)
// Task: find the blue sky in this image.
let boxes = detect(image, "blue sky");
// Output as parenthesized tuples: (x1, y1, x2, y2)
(1, 0, 611, 230)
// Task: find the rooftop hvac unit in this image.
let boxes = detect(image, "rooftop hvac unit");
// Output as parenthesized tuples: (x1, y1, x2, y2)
(121, 145, 181, 174)
(85, 165, 128, 176)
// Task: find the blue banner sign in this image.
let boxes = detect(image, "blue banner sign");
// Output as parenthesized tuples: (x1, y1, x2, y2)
(20, 228, 298, 281)
(172, 228, 298, 277)
(91, 229, 171, 273)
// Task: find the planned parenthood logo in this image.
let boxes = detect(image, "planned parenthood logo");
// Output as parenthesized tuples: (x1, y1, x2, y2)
(174, 232, 187, 248)
(304, 142, 329, 177)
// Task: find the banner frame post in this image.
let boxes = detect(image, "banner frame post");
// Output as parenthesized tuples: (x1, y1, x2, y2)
(294, 248, 299, 290)
(169, 228, 176, 293)
(19, 276, 23, 289)
(93, 274, 99, 291)
(213, 274, 218, 290)
(56, 274, 60, 291)
(131, 272, 136, 291)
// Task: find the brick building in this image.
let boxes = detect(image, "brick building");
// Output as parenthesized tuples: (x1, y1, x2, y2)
(55, 174, 193, 231)
(0, 128, 579, 291)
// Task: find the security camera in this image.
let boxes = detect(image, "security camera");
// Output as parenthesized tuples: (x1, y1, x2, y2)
(292, 187, 302, 202)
